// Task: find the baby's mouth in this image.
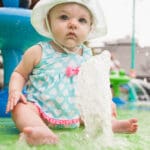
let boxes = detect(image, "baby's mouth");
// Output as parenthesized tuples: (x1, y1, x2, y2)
(67, 32, 77, 39)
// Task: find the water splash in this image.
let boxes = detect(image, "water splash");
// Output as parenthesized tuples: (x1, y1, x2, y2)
(75, 50, 113, 145)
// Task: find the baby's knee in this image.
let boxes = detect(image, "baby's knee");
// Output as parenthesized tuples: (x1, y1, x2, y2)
(12, 102, 39, 117)
(12, 102, 27, 115)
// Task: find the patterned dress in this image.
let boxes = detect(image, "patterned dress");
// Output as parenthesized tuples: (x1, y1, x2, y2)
(26, 42, 92, 128)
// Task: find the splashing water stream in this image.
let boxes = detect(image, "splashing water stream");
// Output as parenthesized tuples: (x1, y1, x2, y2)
(75, 50, 113, 146)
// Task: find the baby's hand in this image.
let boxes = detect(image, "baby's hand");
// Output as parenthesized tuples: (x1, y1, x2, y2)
(6, 91, 27, 113)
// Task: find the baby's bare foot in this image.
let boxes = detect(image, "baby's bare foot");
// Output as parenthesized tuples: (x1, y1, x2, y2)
(112, 118, 138, 133)
(20, 126, 59, 145)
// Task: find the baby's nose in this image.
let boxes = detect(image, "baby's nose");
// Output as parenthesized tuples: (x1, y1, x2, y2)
(68, 19, 78, 29)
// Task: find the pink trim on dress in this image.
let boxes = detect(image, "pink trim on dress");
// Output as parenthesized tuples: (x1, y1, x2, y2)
(34, 103, 80, 125)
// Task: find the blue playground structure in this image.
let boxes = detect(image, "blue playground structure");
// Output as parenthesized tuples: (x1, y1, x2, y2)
(0, 0, 48, 117)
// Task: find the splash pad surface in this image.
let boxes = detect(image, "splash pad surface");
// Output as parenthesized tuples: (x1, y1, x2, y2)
(0, 109, 149, 150)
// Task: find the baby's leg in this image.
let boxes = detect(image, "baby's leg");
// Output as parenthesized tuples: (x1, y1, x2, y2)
(12, 102, 58, 145)
(111, 102, 117, 118)
(112, 118, 138, 133)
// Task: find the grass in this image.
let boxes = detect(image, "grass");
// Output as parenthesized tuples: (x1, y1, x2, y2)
(0, 108, 150, 150)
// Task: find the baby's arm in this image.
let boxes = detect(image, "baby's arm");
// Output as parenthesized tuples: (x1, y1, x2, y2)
(6, 45, 42, 113)
(6, 71, 27, 113)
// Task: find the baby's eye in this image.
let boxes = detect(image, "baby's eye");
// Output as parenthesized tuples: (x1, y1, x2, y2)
(59, 15, 69, 20)
(79, 18, 88, 24)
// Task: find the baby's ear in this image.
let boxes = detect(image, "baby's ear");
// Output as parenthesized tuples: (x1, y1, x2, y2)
(89, 24, 93, 34)
(89, 25, 92, 31)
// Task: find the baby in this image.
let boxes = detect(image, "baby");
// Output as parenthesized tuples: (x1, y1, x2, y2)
(6, 0, 138, 145)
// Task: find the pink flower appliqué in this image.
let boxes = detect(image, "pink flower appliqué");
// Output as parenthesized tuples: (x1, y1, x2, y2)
(65, 66, 79, 77)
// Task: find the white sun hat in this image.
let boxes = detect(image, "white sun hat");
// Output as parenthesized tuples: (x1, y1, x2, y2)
(31, 0, 107, 41)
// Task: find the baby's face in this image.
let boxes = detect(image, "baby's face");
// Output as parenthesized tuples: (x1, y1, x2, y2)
(48, 3, 92, 51)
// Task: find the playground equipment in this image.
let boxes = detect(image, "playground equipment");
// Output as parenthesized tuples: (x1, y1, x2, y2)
(110, 69, 130, 97)
(110, 69, 130, 106)
(0, 0, 48, 117)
